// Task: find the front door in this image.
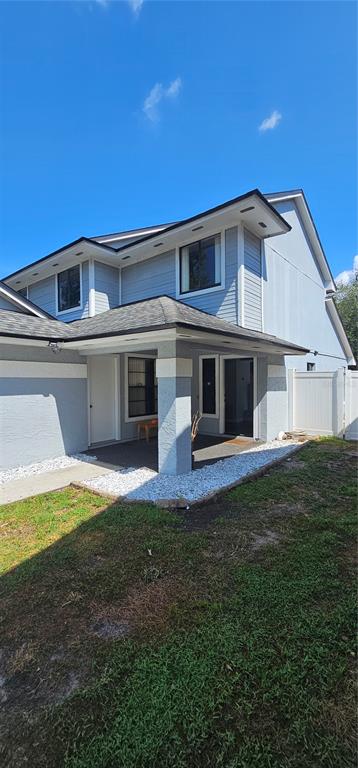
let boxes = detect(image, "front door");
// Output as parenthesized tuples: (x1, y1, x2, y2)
(224, 358, 253, 436)
(88, 356, 118, 444)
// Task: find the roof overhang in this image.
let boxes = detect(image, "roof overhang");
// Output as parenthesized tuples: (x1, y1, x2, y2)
(0, 282, 52, 319)
(265, 190, 336, 291)
(2, 238, 118, 290)
(325, 296, 355, 366)
(113, 189, 291, 267)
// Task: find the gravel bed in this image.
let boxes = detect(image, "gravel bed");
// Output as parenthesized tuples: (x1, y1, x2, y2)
(82, 440, 300, 503)
(0, 453, 98, 486)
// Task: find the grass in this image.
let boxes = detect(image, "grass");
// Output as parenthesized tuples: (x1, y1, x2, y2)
(0, 438, 357, 768)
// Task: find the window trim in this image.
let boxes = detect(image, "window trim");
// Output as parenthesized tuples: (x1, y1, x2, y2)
(55, 263, 83, 316)
(176, 230, 225, 299)
(124, 353, 158, 423)
(199, 354, 219, 418)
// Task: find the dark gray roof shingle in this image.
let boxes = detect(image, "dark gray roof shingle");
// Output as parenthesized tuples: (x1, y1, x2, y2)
(0, 296, 308, 353)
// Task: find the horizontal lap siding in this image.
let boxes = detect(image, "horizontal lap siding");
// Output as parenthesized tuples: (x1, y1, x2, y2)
(181, 227, 238, 324)
(95, 262, 120, 314)
(121, 250, 176, 304)
(27, 263, 90, 321)
(244, 230, 262, 331)
(0, 297, 25, 312)
(28, 276, 56, 316)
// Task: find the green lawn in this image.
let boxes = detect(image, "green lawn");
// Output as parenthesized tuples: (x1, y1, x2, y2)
(0, 439, 357, 768)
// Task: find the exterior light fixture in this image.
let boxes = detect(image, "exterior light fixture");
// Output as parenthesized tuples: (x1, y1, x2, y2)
(48, 342, 62, 355)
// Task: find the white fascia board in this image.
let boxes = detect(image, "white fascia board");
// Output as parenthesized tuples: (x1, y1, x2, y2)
(325, 297, 355, 365)
(4, 240, 117, 290)
(63, 328, 177, 351)
(0, 284, 49, 319)
(266, 191, 336, 291)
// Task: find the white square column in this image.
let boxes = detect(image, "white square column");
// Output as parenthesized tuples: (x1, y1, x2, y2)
(155, 357, 193, 475)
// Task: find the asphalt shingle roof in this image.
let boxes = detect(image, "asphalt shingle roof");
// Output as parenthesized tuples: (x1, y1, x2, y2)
(0, 296, 308, 353)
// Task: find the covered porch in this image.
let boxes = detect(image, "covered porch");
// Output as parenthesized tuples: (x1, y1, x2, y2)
(85, 433, 258, 472)
(61, 298, 307, 476)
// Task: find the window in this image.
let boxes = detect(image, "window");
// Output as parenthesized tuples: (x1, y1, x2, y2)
(307, 362, 316, 371)
(57, 265, 81, 313)
(127, 357, 157, 418)
(200, 356, 218, 416)
(180, 234, 221, 294)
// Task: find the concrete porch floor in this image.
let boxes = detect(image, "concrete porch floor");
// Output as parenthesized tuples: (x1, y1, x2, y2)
(85, 434, 260, 472)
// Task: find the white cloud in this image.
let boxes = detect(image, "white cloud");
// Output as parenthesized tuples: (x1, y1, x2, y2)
(259, 109, 282, 132)
(143, 78, 182, 122)
(335, 254, 358, 285)
(128, 0, 144, 17)
(95, 0, 110, 7)
(166, 77, 182, 98)
(143, 83, 163, 122)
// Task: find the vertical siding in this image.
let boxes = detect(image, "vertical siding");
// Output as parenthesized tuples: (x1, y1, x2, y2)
(244, 230, 262, 331)
(94, 261, 120, 314)
(27, 263, 90, 321)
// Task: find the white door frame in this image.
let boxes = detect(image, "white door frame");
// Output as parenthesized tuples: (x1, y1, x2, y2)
(87, 355, 121, 446)
(219, 354, 258, 438)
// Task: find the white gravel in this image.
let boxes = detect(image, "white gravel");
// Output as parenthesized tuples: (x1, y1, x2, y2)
(0, 453, 98, 486)
(81, 440, 300, 504)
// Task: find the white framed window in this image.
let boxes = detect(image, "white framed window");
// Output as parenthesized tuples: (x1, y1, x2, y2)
(178, 232, 224, 297)
(56, 264, 82, 314)
(199, 355, 219, 418)
(125, 354, 158, 422)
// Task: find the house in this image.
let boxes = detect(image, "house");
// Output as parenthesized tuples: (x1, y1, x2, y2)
(0, 188, 354, 474)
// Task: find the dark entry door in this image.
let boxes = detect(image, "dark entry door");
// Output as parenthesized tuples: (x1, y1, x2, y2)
(224, 358, 253, 436)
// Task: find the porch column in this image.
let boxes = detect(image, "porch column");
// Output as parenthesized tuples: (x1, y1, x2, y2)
(155, 357, 192, 475)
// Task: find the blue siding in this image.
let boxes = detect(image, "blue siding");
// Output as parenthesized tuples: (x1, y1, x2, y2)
(28, 275, 56, 315)
(121, 250, 176, 304)
(181, 227, 238, 324)
(121, 227, 238, 324)
(27, 262, 90, 321)
(94, 261, 120, 314)
(244, 230, 262, 331)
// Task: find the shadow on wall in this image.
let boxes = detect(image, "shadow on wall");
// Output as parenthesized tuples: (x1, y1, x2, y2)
(0, 379, 88, 470)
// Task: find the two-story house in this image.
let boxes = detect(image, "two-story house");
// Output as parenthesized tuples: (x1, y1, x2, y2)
(0, 188, 354, 474)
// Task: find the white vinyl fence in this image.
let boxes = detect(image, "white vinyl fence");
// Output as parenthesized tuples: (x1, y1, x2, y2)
(288, 369, 358, 440)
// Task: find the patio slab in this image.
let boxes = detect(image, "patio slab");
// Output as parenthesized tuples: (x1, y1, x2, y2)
(85, 434, 259, 471)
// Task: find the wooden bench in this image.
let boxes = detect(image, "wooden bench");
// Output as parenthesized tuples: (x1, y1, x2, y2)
(136, 418, 158, 443)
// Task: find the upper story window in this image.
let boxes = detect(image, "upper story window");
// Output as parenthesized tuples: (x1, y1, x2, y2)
(179, 233, 222, 295)
(57, 265, 81, 313)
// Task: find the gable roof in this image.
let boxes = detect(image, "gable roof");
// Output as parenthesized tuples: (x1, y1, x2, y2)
(0, 295, 308, 355)
(2, 188, 291, 286)
(0, 280, 54, 319)
(264, 189, 336, 290)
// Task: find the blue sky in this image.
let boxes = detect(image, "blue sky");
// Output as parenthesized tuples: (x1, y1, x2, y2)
(0, 0, 356, 279)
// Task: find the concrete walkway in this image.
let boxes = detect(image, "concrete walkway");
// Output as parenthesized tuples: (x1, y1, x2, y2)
(1, 461, 120, 505)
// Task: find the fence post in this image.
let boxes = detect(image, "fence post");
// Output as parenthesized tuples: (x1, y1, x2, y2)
(334, 368, 345, 437)
(287, 368, 295, 432)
